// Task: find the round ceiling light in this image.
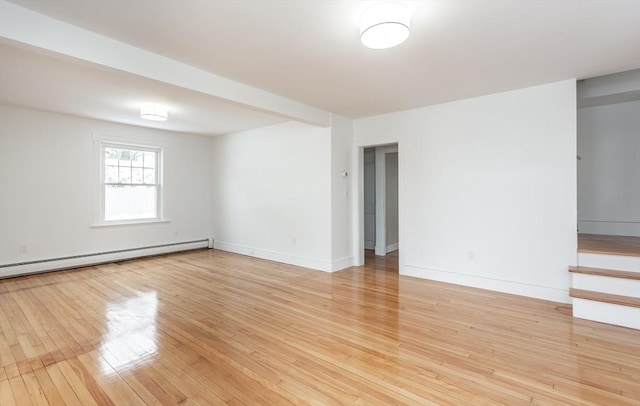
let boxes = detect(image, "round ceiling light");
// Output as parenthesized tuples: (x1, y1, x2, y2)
(140, 103, 168, 121)
(360, 2, 411, 50)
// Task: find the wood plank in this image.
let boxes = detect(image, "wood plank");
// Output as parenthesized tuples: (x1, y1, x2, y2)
(7, 375, 32, 406)
(32, 367, 65, 406)
(569, 265, 640, 280)
(569, 288, 640, 308)
(20, 371, 50, 406)
(42, 364, 82, 406)
(54, 361, 100, 406)
(76, 351, 146, 406)
(0, 377, 17, 406)
(107, 368, 163, 406)
(131, 367, 186, 405)
(0, 249, 638, 404)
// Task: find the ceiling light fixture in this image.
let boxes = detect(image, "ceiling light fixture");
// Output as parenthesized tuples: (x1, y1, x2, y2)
(140, 103, 168, 121)
(360, 2, 411, 50)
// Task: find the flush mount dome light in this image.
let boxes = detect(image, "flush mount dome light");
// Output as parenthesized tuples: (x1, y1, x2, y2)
(140, 103, 168, 121)
(360, 2, 411, 49)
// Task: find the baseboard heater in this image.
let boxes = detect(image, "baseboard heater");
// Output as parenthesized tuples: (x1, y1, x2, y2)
(0, 238, 212, 279)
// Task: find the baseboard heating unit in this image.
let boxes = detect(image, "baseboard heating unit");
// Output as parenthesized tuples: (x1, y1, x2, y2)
(0, 239, 210, 279)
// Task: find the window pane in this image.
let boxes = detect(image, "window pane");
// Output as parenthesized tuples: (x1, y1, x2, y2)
(105, 165, 118, 183)
(119, 149, 132, 162)
(118, 167, 131, 183)
(103, 144, 160, 222)
(144, 151, 156, 168)
(131, 151, 144, 167)
(105, 148, 118, 166)
(143, 168, 156, 184)
(132, 168, 144, 184)
(104, 185, 157, 221)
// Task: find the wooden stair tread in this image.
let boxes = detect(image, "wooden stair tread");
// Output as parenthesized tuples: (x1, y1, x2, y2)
(569, 288, 640, 308)
(569, 266, 640, 280)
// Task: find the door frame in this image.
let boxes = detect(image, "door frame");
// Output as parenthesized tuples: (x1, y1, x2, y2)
(353, 141, 401, 267)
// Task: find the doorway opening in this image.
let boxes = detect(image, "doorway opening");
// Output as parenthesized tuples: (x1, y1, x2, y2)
(363, 144, 399, 268)
(576, 70, 640, 256)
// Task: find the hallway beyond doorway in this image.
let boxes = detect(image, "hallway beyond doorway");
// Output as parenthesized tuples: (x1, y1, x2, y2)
(364, 249, 398, 272)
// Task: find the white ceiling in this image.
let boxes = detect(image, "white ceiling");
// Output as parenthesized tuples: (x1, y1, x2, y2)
(2, 0, 640, 133)
(0, 41, 288, 135)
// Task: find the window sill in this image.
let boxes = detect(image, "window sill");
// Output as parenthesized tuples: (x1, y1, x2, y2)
(90, 219, 171, 228)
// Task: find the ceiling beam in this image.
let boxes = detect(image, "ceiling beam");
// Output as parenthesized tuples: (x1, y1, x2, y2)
(0, 0, 331, 127)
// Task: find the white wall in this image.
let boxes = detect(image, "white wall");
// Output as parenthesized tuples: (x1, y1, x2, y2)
(329, 114, 354, 270)
(1, 79, 579, 305)
(210, 121, 333, 271)
(0, 105, 213, 270)
(577, 100, 640, 236)
(354, 80, 577, 303)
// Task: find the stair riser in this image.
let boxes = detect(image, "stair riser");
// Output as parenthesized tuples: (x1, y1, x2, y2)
(573, 298, 640, 329)
(578, 253, 640, 272)
(572, 274, 640, 298)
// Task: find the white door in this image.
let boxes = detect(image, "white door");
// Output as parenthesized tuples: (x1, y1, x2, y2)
(364, 148, 376, 250)
(375, 145, 398, 256)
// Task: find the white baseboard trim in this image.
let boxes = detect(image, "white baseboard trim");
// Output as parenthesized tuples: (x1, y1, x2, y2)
(214, 241, 334, 272)
(0, 239, 209, 279)
(386, 243, 399, 253)
(331, 256, 355, 272)
(364, 240, 375, 250)
(403, 264, 570, 304)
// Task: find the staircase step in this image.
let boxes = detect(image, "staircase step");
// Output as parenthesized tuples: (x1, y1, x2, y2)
(569, 266, 640, 280)
(569, 288, 640, 308)
(577, 252, 640, 272)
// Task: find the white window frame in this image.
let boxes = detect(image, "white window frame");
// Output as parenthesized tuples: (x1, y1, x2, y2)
(99, 142, 163, 225)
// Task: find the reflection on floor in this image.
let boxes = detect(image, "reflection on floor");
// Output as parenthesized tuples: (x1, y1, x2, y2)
(100, 291, 157, 376)
(364, 249, 398, 272)
(578, 233, 640, 257)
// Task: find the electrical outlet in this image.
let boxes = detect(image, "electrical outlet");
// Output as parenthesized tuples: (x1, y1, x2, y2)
(19, 244, 29, 254)
(467, 250, 475, 261)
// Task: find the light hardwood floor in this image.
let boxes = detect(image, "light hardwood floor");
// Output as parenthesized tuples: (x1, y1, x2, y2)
(1, 249, 639, 405)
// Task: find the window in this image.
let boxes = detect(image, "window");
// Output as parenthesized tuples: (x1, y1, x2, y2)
(101, 143, 161, 222)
